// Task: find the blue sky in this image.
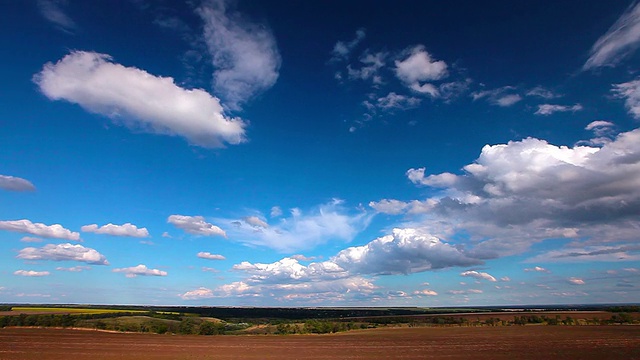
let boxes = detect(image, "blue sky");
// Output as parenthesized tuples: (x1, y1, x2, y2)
(1, 0, 639, 306)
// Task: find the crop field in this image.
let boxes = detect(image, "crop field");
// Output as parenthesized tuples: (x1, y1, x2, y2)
(1, 326, 639, 359)
(1, 307, 148, 316)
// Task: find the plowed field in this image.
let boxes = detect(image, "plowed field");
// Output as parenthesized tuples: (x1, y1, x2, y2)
(1, 326, 639, 359)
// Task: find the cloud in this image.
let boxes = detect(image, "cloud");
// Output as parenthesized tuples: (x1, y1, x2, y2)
(331, 28, 366, 62)
(197, 252, 225, 260)
(369, 199, 409, 215)
(37, 0, 76, 33)
(584, 2, 640, 70)
(395, 45, 448, 97)
(34, 51, 246, 148)
(291, 254, 316, 261)
(526, 86, 561, 99)
(400, 126, 640, 257)
(526, 245, 640, 263)
(20, 237, 43, 243)
(413, 289, 438, 296)
(346, 51, 386, 84)
(524, 266, 551, 273)
(447, 289, 482, 295)
(270, 206, 282, 218)
(113, 264, 167, 278)
(534, 103, 583, 116)
(0, 219, 80, 240)
(0, 175, 36, 192)
(471, 86, 522, 107)
(332, 228, 482, 275)
(460, 270, 497, 282)
(162, 232, 172, 238)
(14, 270, 50, 277)
(586, 120, 615, 131)
(56, 266, 90, 272)
(81, 223, 149, 238)
(612, 78, 640, 119)
(197, 0, 281, 110)
(243, 216, 268, 228)
(568, 277, 585, 285)
(370, 92, 421, 111)
(179, 287, 215, 300)
(168, 215, 226, 237)
(17, 243, 109, 265)
(217, 200, 372, 252)
(500, 276, 511, 282)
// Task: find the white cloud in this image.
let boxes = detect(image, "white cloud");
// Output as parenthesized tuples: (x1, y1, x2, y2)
(56, 266, 90, 272)
(113, 264, 167, 278)
(612, 78, 640, 119)
(168, 215, 226, 237)
(161, 232, 172, 238)
(395, 46, 448, 98)
(218, 200, 372, 252)
(197, 0, 281, 110)
(500, 276, 511, 282)
(243, 216, 269, 228)
(37, 0, 76, 33)
(20, 236, 43, 243)
(0, 219, 80, 240)
(448, 289, 482, 295)
(331, 28, 366, 62)
(568, 277, 585, 285)
(369, 199, 408, 215)
(34, 51, 246, 148)
(0, 175, 36, 192)
(270, 206, 282, 218)
(526, 245, 640, 263)
(14, 270, 50, 277)
(524, 266, 551, 273)
(197, 252, 225, 260)
(584, 2, 640, 70)
(534, 103, 583, 116)
(332, 228, 482, 275)
(291, 254, 316, 261)
(413, 289, 438, 296)
(17, 243, 109, 265)
(374, 92, 421, 110)
(586, 120, 614, 131)
(526, 86, 561, 99)
(81, 223, 149, 238)
(471, 86, 521, 107)
(179, 287, 214, 300)
(347, 51, 386, 84)
(460, 270, 497, 282)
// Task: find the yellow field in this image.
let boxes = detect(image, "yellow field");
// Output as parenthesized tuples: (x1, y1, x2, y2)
(10, 307, 147, 315)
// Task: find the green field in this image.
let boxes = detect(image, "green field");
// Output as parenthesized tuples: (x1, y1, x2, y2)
(10, 307, 147, 315)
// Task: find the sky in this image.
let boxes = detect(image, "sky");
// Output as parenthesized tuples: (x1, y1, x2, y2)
(1, 0, 639, 307)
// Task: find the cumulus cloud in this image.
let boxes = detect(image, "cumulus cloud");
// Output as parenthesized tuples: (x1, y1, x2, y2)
(217, 200, 372, 252)
(14, 270, 50, 277)
(179, 287, 214, 300)
(17, 243, 108, 265)
(113, 264, 167, 278)
(291, 254, 316, 261)
(331, 28, 366, 62)
(471, 86, 522, 107)
(0, 219, 80, 240)
(37, 0, 76, 33)
(612, 78, 640, 119)
(395, 45, 448, 97)
(168, 215, 226, 237)
(460, 270, 497, 282)
(413, 289, 438, 296)
(34, 51, 246, 148)
(197, 252, 225, 260)
(369, 199, 409, 215)
(0, 175, 36, 192)
(81, 223, 149, 238)
(197, 0, 281, 110)
(568, 277, 585, 285)
(584, 2, 640, 70)
(534, 103, 583, 116)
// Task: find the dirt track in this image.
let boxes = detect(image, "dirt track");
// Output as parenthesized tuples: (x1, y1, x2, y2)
(1, 326, 639, 359)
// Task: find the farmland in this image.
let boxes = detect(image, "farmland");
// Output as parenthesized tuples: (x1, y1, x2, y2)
(1, 326, 639, 359)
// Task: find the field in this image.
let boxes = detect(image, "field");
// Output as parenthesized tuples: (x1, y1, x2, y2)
(1, 326, 639, 359)
(1, 307, 148, 315)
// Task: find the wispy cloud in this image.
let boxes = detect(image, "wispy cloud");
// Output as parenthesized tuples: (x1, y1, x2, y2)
(0, 175, 36, 192)
(37, 0, 76, 33)
(460, 270, 497, 282)
(0, 219, 79, 240)
(612, 78, 640, 119)
(197, 252, 225, 260)
(534, 103, 583, 116)
(81, 223, 149, 238)
(197, 0, 281, 110)
(14, 270, 50, 277)
(471, 86, 521, 107)
(35, 51, 246, 148)
(167, 215, 226, 237)
(331, 28, 366, 62)
(584, 2, 640, 70)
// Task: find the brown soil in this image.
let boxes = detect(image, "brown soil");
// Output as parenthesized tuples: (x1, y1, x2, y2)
(1, 326, 639, 359)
